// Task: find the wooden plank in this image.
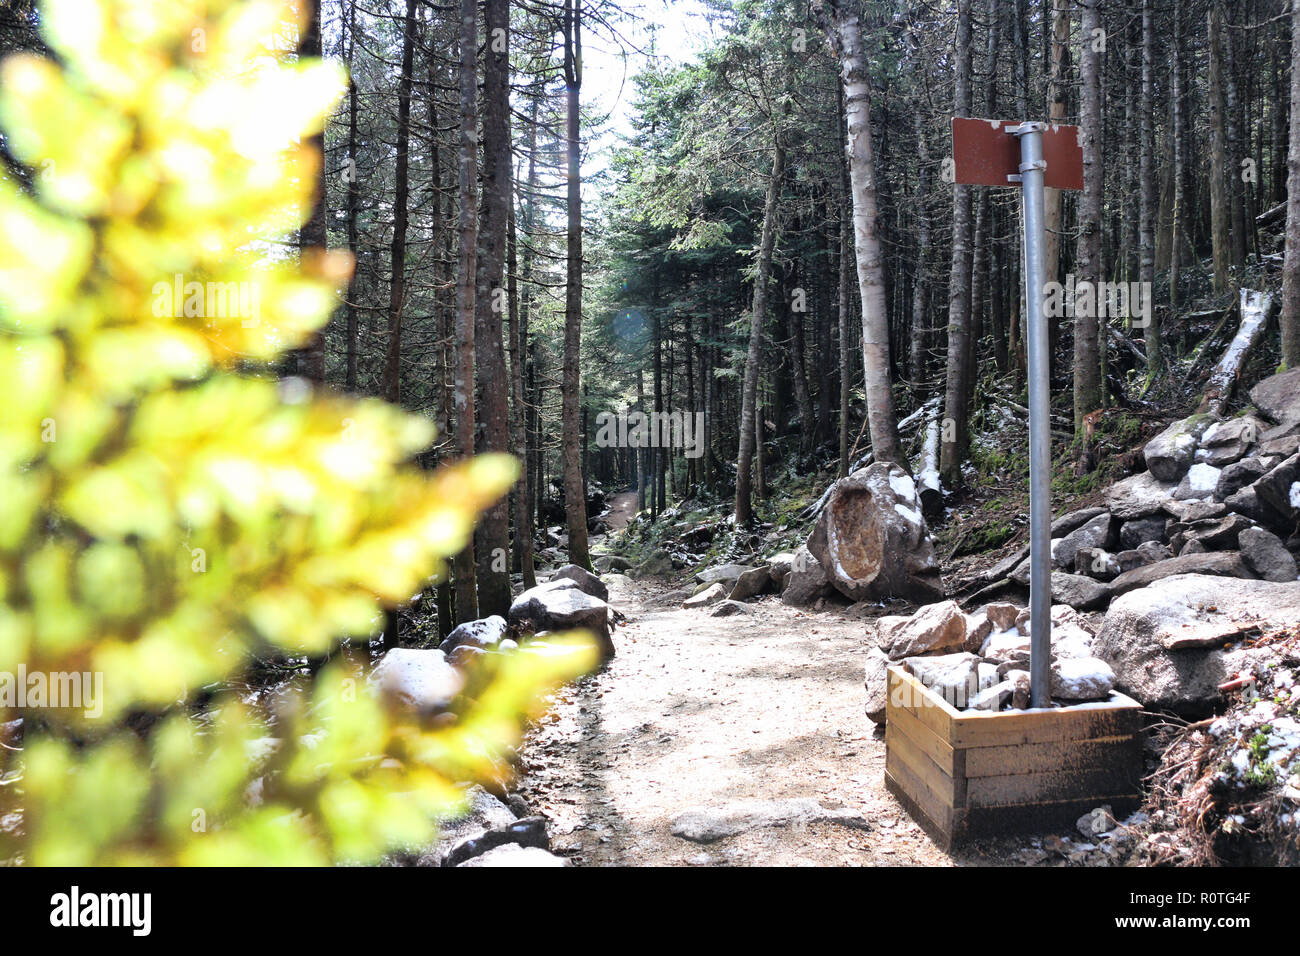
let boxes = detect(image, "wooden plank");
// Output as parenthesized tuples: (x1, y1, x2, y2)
(885, 758, 954, 848)
(886, 665, 956, 742)
(886, 698, 957, 776)
(950, 698, 1142, 749)
(887, 721, 959, 809)
(961, 795, 1142, 841)
(964, 734, 1140, 779)
(966, 763, 1141, 808)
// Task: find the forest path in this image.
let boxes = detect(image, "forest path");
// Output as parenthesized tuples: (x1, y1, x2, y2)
(602, 490, 640, 532)
(515, 576, 1023, 866)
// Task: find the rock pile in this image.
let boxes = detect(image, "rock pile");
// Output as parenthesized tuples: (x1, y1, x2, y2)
(1042, 371, 1300, 608)
(863, 599, 1116, 723)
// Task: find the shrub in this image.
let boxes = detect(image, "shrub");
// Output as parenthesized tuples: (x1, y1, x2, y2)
(0, 0, 595, 865)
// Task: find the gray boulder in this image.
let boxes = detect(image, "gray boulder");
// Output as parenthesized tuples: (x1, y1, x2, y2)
(1167, 513, 1251, 552)
(695, 563, 754, 586)
(1252, 452, 1300, 530)
(1049, 657, 1115, 701)
(683, 582, 728, 608)
(806, 462, 944, 603)
(1051, 506, 1109, 536)
(1118, 516, 1166, 550)
(905, 652, 981, 708)
(551, 563, 609, 601)
(634, 550, 675, 577)
(864, 647, 890, 725)
(1249, 367, 1300, 427)
(1053, 512, 1116, 570)
(1010, 562, 1113, 609)
(709, 599, 754, 617)
(876, 600, 968, 660)
(369, 648, 463, 716)
(781, 546, 830, 606)
(1239, 526, 1298, 582)
(1105, 471, 1178, 519)
(729, 565, 773, 601)
(1195, 415, 1265, 467)
(509, 579, 614, 661)
(1094, 574, 1300, 713)
(1144, 414, 1218, 482)
(1172, 462, 1223, 500)
(671, 799, 871, 843)
(1215, 457, 1272, 500)
(440, 615, 508, 657)
(1109, 551, 1255, 595)
(458, 845, 569, 867)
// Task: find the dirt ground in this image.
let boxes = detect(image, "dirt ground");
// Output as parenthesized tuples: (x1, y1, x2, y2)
(515, 565, 1038, 867)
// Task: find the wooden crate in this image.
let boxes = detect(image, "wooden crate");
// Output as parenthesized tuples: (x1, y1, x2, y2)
(884, 665, 1143, 849)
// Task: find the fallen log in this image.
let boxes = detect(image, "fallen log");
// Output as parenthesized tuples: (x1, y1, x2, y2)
(916, 407, 942, 517)
(1199, 288, 1272, 418)
(1256, 201, 1286, 229)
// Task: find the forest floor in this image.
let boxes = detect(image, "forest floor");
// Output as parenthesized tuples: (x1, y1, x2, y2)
(515, 571, 1036, 866)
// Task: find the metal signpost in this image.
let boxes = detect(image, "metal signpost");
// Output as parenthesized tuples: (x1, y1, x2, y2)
(951, 118, 1083, 707)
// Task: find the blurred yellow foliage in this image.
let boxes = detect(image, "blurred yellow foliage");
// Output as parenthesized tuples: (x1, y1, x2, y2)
(0, 0, 595, 865)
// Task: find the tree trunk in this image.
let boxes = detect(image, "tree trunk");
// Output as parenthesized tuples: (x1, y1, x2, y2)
(1208, 3, 1231, 294)
(940, 0, 974, 482)
(512, 104, 539, 590)
(343, 0, 359, 390)
(1043, 0, 1070, 297)
(561, 0, 590, 568)
(1282, 0, 1300, 368)
(381, 0, 416, 405)
(1139, 0, 1162, 373)
(734, 141, 785, 526)
(1074, 0, 1103, 430)
(1169, 0, 1186, 311)
(297, 0, 328, 383)
(473, 0, 513, 616)
(909, 109, 930, 383)
(838, 169, 853, 479)
(451, 0, 479, 621)
(827, 0, 902, 466)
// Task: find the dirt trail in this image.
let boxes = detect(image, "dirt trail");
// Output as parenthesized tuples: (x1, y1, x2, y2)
(603, 490, 640, 532)
(516, 575, 1027, 866)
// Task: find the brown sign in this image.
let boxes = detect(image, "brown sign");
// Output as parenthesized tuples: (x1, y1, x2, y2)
(951, 117, 1084, 191)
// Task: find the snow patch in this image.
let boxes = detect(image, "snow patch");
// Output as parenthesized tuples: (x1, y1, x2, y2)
(889, 473, 917, 503)
(1185, 462, 1222, 493)
(894, 503, 922, 526)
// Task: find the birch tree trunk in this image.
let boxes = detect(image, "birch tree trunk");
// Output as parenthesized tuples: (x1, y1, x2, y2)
(825, 0, 902, 466)
(940, 0, 973, 482)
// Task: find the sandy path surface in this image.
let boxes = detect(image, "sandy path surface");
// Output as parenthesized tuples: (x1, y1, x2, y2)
(516, 574, 1028, 866)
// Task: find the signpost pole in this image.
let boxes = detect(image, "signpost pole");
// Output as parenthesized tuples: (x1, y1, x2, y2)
(1010, 121, 1052, 708)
